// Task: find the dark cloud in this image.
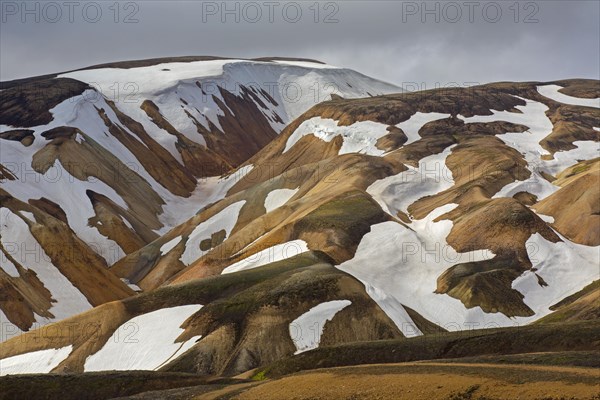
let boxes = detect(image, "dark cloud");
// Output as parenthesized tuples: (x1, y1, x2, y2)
(1, 1, 598, 86)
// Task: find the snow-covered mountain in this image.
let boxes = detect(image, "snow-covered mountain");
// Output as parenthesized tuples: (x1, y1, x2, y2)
(0, 57, 400, 339)
(0, 59, 598, 379)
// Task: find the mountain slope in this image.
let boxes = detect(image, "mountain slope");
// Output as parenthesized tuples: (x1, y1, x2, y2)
(0, 251, 402, 375)
(0, 58, 400, 339)
(116, 79, 598, 329)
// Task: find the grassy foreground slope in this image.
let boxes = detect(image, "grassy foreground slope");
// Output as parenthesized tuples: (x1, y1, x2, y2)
(251, 319, 600, 379)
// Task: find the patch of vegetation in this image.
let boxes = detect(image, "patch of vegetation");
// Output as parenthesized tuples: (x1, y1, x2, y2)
(296, 191, 381, 231)
(197, 256, 340, 329)
(293, 190, 388, 245)
(252, 369, 269, 381)
(123, 251, 334, 315)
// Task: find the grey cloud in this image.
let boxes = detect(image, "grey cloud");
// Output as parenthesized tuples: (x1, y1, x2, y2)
(1, 1, 598, 86)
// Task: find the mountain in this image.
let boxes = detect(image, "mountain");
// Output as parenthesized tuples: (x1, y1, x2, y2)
(0, 59, 599, 386)
(0, 57, 400, 339)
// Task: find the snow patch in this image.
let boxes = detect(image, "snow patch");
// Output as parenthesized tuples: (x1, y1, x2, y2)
(492, 140, 600, 200)
(222, 240, 309, 274)
(459, 97, 600, 200)
(459, 97, 563, 201)
(180, 201, 246, 266)
(120, 279, 141, 292)
(0, 345, 73, 376)
(283, 112, 452, 155)
(536, 213, 555, 224)
(156, 165, 254, 235)
(160, 236, 182, 256)
(264, 188, 299, 213)
(283, 117, 390, 156)
(368, 145, 455, 217)
(0, 256, 19, 278)
(337, 205, 504, 331)
(540, 140, 600, 177)
(289, 300, 352, 354)
(493, 171, 558, 200)
(396, 112, 452, 145)
(18, 211, 35, 222)
(0, 96, 129, 265)
(363, 283, 423, 337)
(120, 216, 134, 231)
(84, 305, 203, 371)
(537, 85, 600, 109)
(339, 202, 599, 329)
(512, 233, 600, 320)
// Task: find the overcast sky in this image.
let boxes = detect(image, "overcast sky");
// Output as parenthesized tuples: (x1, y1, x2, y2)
(1, 1, 599, 87)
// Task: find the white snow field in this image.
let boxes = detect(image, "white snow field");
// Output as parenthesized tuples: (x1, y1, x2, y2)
(337, 205, 501, 332)
(0, 254, 19, 278)
(0, 96, 128, 265)
(367, 145, 455, 217)
(60, 59, 400, 140)
(349, 95, 600, 333)
(540, 140, 600, 177)
(512, 233, 600, 319)
(338, 203, 600, 331)
(283, 117, 391, 156)
(84, 305, 203, 371)
(459, 96, 598, 201)
(264, 188, 299, 213)
(396, 112, 452, 145)
(180, 201, 246, 266)
(121, 279, 142, 292)
(0, 345, 73, 376)
(159, 235, 183, 255)
(154, 164, 255, 236)
(289, 300, 352, 354)
(537, 85, 600, 109)
(283, 112, 451, 156)
(222, 240, 309, 274)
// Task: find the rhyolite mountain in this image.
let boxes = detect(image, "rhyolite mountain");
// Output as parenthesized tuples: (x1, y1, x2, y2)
(0, 58, 598, 378)
(0, 57, 400, 339)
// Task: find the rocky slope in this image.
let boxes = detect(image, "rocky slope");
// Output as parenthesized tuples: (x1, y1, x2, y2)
(0, 60, 598, 378)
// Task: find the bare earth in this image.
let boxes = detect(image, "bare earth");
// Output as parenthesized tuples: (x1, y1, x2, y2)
(198, 362, 600, 400)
